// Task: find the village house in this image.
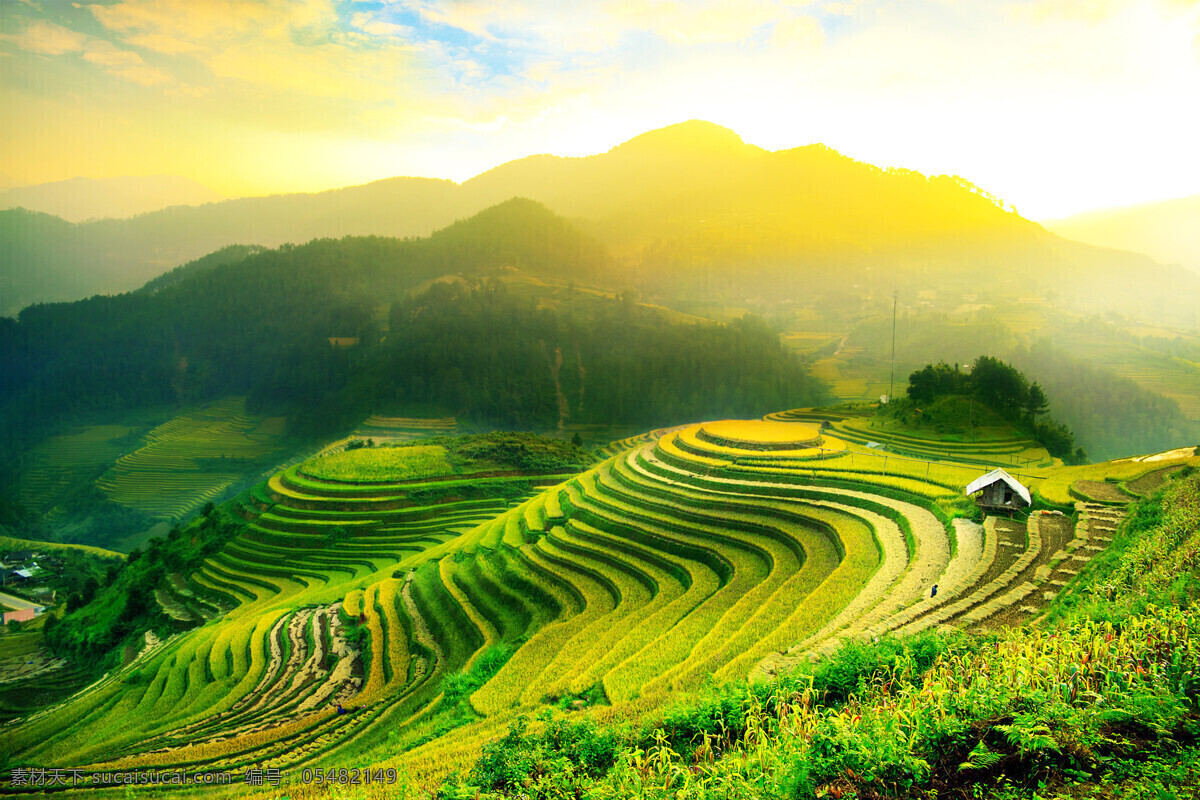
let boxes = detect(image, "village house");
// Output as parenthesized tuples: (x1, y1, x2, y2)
(965, 468, 1032, 513)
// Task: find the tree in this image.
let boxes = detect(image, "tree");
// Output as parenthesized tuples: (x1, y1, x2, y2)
(1025, 382, 1049, 420)
(907, 365, 939, 404)
(907, 362, 965, 404)
(971, 356, 1028, 414)
(80, 576, 99, 605)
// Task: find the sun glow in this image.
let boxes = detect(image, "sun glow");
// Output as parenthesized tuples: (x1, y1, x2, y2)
(1, 0, 1198, 216)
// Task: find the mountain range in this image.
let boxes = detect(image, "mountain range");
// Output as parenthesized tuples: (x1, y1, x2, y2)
(1, 121, 1196, 327)
(1043, 194, 1200, 275)
(0, 175, 223, 223)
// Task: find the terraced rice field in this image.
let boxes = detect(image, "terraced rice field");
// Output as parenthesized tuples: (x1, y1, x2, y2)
(827, 418, 1051, 469)
(780, 330, 841, 355)
(354, 416, 459, 445)
(18, 425, 133, 514)
(1106, 363, 1200, 419)
(4, 415, 1171, 789)
(809, 348, 888, 402)
(95, 398, 288, 520)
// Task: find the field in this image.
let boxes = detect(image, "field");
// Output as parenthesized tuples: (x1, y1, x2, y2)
(94, 398, 289, 521)
(17, 425, 134, 517)
(3, 410, 1192, 796)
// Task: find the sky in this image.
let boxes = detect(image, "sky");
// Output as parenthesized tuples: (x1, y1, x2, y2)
(1, 0, 1198, 219)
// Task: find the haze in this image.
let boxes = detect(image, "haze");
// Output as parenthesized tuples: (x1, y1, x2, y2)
(2, 0, 1199, 220)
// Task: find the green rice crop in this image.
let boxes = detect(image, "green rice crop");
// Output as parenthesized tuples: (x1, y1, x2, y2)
(302, 445, 454, 483)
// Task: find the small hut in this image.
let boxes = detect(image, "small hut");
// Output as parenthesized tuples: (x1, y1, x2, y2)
(965, 468, 1031, 513)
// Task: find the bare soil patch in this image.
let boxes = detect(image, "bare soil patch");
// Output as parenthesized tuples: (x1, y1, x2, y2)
(1073, 480, 1134, 504)
(1126, 466, 1183, 496)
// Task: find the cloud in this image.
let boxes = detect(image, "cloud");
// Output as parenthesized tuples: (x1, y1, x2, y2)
(350, 12, 413, 38)
(605, 0, 783, 45)
(771, 14, 824, 49)
(80, 38, 143, 67)
(82, 0, 418, 105)
(3, 20, 89, 54)
(105, 62, 172, 85)
(1, 17, 182, 88)
(86, 0, 283, 53)
(820, 1, 862, 15)
(206, 39, 413, 101)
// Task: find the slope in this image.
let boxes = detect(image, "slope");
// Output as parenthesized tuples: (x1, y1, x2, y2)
(2, 122, 1194, 328)
(1044, 193, 1200, 274)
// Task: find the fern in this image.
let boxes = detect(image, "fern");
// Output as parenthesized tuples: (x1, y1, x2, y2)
(958, 741, 1003, 772)
(996, 717, 1060, 758)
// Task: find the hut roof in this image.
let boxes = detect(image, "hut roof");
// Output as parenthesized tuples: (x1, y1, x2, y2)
(965, 468, 1031, 506)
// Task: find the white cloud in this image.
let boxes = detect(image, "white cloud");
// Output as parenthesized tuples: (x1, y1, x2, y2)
(81, 39, 144, 67)
(1, 17, 184, 89)
(350, 12, 413, 38)
(3, 20, 89, 54)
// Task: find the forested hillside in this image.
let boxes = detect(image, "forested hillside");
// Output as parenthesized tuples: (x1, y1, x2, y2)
(0, 200, 603, 446)
(3, 122, 1195, 328)
(254, 280, 824, 435)
(0, 200, 825, 534)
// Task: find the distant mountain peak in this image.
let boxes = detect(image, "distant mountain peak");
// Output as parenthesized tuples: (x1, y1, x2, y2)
(0, 175, 223, 222)
(609, 120, 763, 157)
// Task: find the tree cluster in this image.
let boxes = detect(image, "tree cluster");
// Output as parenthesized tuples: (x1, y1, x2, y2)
(251, 281, 827, 435)
(907, 356, 1084, 463)
(44, 509, 244, 663)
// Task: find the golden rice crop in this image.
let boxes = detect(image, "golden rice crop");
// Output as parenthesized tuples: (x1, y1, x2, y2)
(357, 584, 388, 700)
(343, 588, 365, 617)
(699, 419, 822, 446)
(471, 547, 612, 715)
(541, 519, 684, 698)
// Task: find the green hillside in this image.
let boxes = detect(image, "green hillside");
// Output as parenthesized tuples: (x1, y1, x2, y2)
(5, 417, 1197, 797)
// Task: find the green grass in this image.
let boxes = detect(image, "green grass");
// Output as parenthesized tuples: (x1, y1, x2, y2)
(301, 445, 455, 482)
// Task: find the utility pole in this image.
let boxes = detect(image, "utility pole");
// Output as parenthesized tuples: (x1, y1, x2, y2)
(888, 291, 898, 404)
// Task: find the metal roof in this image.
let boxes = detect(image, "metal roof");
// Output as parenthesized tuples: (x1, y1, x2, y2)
(965, 468, 1031, 506)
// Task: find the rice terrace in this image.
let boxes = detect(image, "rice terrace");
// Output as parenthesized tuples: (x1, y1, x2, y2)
(5, 2, 1200, 796)
(5, 398, 1200, 798)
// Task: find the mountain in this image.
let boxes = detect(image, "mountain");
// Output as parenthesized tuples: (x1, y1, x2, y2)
(0, 175, 223, 222)
(0, 177, 468, 316)
(1, 121, 1196, 327)
(0, 199, 826, 478)
(0, 200, 610, 448)
(1043, 194, 1200, 274)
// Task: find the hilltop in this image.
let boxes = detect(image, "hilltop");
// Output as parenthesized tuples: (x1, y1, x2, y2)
(1044, 193, 1200, 274)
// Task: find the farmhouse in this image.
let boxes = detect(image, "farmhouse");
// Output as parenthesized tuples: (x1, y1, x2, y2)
(965, 468, 1031, 512)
